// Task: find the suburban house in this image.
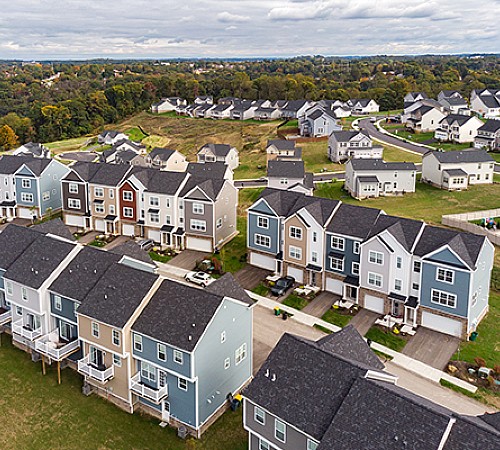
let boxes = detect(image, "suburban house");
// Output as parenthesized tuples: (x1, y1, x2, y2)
(438, 95, 469, 115)
(344, 159, 416, 199)
(404, 105, 447, 132)
(347, 98, 380, 115)
(243, 329, 500, 449)
(266, 140, 302, 162)
(207, 104, 234, 120)
(230, 101, 257, 120)
(187, 161, 233, 181)
(421, 150, 495, 190)
(267, 160, 314, 196)
(115, 150, 148, 167)
(98, 130, 129, 145)
(145, 148, 188, 172)
(327, 130, 383, 163)
(100, 140, 145, 165)
(192, 104, 215, 118)
(130, 274, 254, 437)
(470, 88, 500, 117)
(13, 142, 51, 159)
(281, 100, 312, 119)
(403, 92, 428, 106)
(474, 119, 500, 150)
(197, 143, 239, 170)
(194, 95, 213, 105)
(434, 114, 483, 143)
(331, 104, 352, 118)
(0, 155, 33, 220)
(299, 106, 341, 137)
(254, 107, 281, 121)
(151, 97, 187, 114)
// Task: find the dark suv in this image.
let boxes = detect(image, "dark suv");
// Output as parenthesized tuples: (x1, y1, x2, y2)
(270, 276, 295, 296)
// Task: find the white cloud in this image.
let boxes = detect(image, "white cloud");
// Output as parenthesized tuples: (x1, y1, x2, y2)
(217, 11, 250, 23)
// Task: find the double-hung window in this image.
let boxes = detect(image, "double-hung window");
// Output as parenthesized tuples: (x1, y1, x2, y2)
(149, 197, 159, 207)
(331, 236, 345, 251)
(173, 350, 183, 364)
(158, 343, 167, 361)
(289, 246, 302, 260)
(431, 289, 457, 308)
(254, 234, 270, 248)
(436, 268, 454, 284)
(54, 295, 62, 311)
(133, 334, 142, 352)
(22, 178, 31, 189)
(330, 257, 343, 271)
(94, 187, 104, 198)
(352, 262, 360, 275)
(91, 322, 99, 338)
(235, 343, 247, 365)
(368, 272, 382, 288)
(369, 251, 383, 265)
(353, 241, 360, 254)
(396, 256, 402, 269)
(275, 420, 286, 443)
(254, 407, 265, 425)
(413, 261, 421, 273)
(112, 329, 120, 346)
(289, 226, 302, 240)
(178, 378, 188, 391)
(141, 362, 156, 383)
(123, 191, 133, 201)
(394, 279, 402, 291)
(257, 216, 268, 229)
(123, 207, 134, 218)
(21, 192, 33, 203)
(192, 203, 204, 214)
(68, 198, 81, 209)
(68, 183, 78, 193)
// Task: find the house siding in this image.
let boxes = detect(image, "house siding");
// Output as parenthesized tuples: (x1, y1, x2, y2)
(49, 292, 78, 324)
(325, 232, 360, 278)
(214, 181, 238, 248)
(38, 160, 68, 215)
(248, 211, 280, 255)
(62, 180, 88, 215)
(15, 167, 39, 214)
(184, 195, 214, 238)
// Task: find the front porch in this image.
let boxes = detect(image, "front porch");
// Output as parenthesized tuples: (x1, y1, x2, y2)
(130, 372, 168, 404)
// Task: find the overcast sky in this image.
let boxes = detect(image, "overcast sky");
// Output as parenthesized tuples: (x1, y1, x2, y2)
(1, 0, 499, 59)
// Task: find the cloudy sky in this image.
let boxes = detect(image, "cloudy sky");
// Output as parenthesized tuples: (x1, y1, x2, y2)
(1, 0, 499, 59)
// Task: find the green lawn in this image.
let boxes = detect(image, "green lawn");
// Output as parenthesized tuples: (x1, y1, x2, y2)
(213, 217, 247, 273)
(252, 283, 269, 297)
(365, 326, 407, 352)
(382, 144, 422, 164)
(490, 153, 500, 163)
(45, 136, 91, 154)
(126, 126, 148, 142)
(0, 337, 247, 450)
(321, 308, 353, 328)
(148, 251, 173, 264)
(282, 294, 308, 310)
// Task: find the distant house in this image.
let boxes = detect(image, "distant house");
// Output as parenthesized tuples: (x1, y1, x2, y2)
(207, 103, 234, 120)
(187, 161, 233, 181)
(266, 140, 302, 162)
(434, 114, 483, 143)
(115, 150, 148, 167)
(100, 140, 145, 164)
(347, 98, 379, 115)
(404, 92, 428, 105)
(230, 101, 257, 120)
(254, 107, 281, 121)
(281, 100, 313, 119)
(146, 148, 188, 172)
(192, 104, 215, 118)
(438, 96, 469, 115)
(98, 130, 128, 145)
(474, 119, 500, 150)
(422, 150, 495, 190)
(331, 105, 352, 118)
(470, 88, 500, 118)
(299, 106, 341, 137)
(404, 105, 447, 132)
(151, 97, 187, 114)
(328, 130, 383, 163)
(345, 159, 416, 199)
(267, 160, 314, 196)
(13, 142, 51, 159)
(197, 144, 239, 170)
(194, 95, 213, 105)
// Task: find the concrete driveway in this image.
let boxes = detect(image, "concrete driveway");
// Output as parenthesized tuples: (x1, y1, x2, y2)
(349, 309, 380, 336)
(302, 292, 339, 318)
(402, 327, 460, 370)
(169, 250, 210, 270)
(103, 235, 131, 250)
(234, 265, 271, 290)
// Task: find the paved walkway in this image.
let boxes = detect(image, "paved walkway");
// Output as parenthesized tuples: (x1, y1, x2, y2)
(302, 292, 338, 318)
(348, 309, 379, 336)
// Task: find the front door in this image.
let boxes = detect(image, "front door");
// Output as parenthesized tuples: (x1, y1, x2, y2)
(106, 221, 114, 234)
(346, 286, 358, 302)
(310, 272, 317, 287)
(405, 307, 415, 326)
(162, 400, 170, 422)
(26, 313, 41, 331)
(392, 300, 402, 317)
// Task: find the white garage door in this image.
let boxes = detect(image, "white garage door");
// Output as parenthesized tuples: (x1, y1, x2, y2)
(186, 236, 213, 252)
(421, 311, 462, 337)
(122, 224, 135, 236)
(364, 294, 385, 314)
(95, 219, 106, 232)
(65, 214, 85, 227)
(249, 252, 275, 271)
(18, 207, 33, 219)
(287, 266, 304, 284)
(148, 229, 161, 243)
(325, 278, 343, 295)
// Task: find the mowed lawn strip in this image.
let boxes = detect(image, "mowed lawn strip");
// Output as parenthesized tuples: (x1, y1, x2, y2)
(0, 338, 247, 450)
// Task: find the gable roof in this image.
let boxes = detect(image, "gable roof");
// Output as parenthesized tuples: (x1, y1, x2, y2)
(148, 147, 176, 161)
(186, 162, 229, 180)
(132, 278, 225, 351)
(350, 159, 416, 171)
(198, 143, 234, 157)
(109, 240, 155, 265)
(267, 160, 305, 178)
(439, 114, 477, 126)
(294, 196, 340, 226)
(326, 203, 383, 239)
(64, 161, 102, 182)
(19, 157, 52, 176)
(331, 130, 369, 142)
(205, 272, 254, 306)
(255, 188, 306, 217)
(18, 142, 48, 156)
(443, 415, 500, 450)
(427, 149, 494, 164)
(0, 225, 41, 270)
(478, 95, 500, 109)
(130, 167, 188, 195)
(180, 176, 226, 201)
(368, 215, 424, 252)
(89, 163, 131, 186)
(31, 218, 76, 242)
(266, 139, 296, 150)
(479, 119, 500, 133)
(0, 155, 36, 175)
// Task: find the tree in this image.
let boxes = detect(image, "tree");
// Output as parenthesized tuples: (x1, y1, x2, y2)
(0, 125, 18, 151)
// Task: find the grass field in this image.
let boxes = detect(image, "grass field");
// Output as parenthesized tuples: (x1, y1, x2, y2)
(321, 308, 353, 328)
(365, 326, 407, 352)
(281, 294, 308, 310)
(0, 337, 247, 450)
(45, 136, 91, 153)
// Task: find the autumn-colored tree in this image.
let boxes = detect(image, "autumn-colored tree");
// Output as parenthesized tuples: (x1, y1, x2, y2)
(0, 125, 18, 151)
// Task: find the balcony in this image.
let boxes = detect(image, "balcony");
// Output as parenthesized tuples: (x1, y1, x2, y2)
(34, 330, 80, 361)
(434, 129, 449, 140)
(77, 355, 114, 383)
(0, 307, 11, 326)
(130, 372, 168, 404)
(12, 319, 43, 341)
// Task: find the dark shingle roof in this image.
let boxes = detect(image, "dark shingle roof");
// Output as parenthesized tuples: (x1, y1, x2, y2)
(109, 240, 155, 265)
(4, 235, 76, 289)
(23, 158, 52, 176)
(186, 162, 229, 180)
(18, 142, 48, 156)
(350, 159, 416, 171)
(65, 161, 102, 182)
(256, 188, 306, 217)
(0, 155, 36, 175)
(479, 412, 500, 431)
(368, 215, 424, 252)
(266, 139, 296, 150)
(31, 218, 76, 241)
(427, 149, 494, 164)
(199, 143, 233, 157)
(77, 263, 158, 328)
(0, 225, 41, 270)
(443, 168, 468, 177)
(149, 148, 176, 161)
(267, 160, 305, 178)
(443, 415, 500, 450)
(326, 203, 383, 238)
(439, 114, 476, 126)
(294, 196, 339, 226)
(206, 272, 254, 306)
(479, 95, 500, 109)
(180, 176, 226, 201)
(331, 130, 369, 142)
(49, 246, 121, 301)
(479, 119, 500, 133)
(131, 168, 188, 195)
(90, 163, 131, 186)
(132, 279, 224, 351)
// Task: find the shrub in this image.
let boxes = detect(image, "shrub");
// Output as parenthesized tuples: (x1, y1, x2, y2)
(474, 357, 486, 368)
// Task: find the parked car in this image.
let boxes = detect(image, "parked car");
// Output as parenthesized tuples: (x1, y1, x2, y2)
(270, 276, 295, 296)
(137, 239, 154, 251)
(184, 271, 215, 287)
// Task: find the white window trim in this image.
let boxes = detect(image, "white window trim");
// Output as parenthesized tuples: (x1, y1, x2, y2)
(431, 289, 457, 309)
(21, 179, 31, 189)
(192, 202, 204, 215)
(254, 406, 266, 425)
(289, 245, 302, 260)
(123, 207, 134, 218)
(275, 419, 286, 443)
(94, 187, 104, 198)
(173, 349, 183, 365)
(367, 272, 383, 288)
(157, 343, 167, 361)
(257, 216, 269, 229)
(122, 191, 133, 201)
(254, 234, 271, 248)
(54, 295, 62, 311)
(133, 334, 143, 352)
(178, 377, 188, 391)
(289, 226, 302, 240)
(352, 262, 360, 275)
(68, 198, 81, 209)
(330, 257, 344, 272)
(353, 241, 360, 254)
(436, 268, 454, 284)
(112, 329, 120, 347)
(331, 236, 345, 251)
(91, 322, 99, 338)
(369, 250, 384, 265)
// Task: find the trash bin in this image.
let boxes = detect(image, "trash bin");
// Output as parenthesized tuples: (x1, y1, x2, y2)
(177, 426, 188, 440)
(282, 312, 288, 321)
(470, 331, 478, 341)
(274, 307, 281, 316)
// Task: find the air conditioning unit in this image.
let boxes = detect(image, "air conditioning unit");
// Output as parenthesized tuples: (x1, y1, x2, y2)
(31, 351, 41, 362)
(82, 382, 92, 396)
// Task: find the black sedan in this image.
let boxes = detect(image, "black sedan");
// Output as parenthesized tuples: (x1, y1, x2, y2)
(270, 276, 295, 296)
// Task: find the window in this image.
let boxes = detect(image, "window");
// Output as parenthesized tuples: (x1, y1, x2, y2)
(431, 289, 457, 308)
(289, 246, 302, 260)
(412, 283, 420, 291)
(190, 219, 206, 232)
(91, 322, 99, 338)
(22, 287, 28, 301)
(279, 178, 288, 185)
(307, 440, 319, 450)
(413, 261, 421, 273)
(141, 362, 156, 383)
(165, 215, 172, 225)
(259, 440, 269, 450)
(192, 203, 204, 214)
(257, 216, 269, 229)
(216, 217, 223, 229)
(68, 198, 81, 209)
(94, 187, 104, 198)
(254, 407, 265, 425)
(112, 329, 120, 346)
(396, 256, 402, 269)
(133, 334, 142, 352)
(123, 207, 134, 218)
(109, 189, 114, 199)
(6, 281, 12, 296)
(311, 251, 318, 263)
(312, 231, 317, 243)
(173, 350, 183, 364)
(352, 262, 360, 275)
(331, 236, 345, 251)
(42, 191, 50, 201)
(368, 272, 382, 288)
(353, 241, 360, 254)
(254, 234, 270, 248)
(149, 196, 159, 207)
(437, 268, 454, 284)
(22, 178, 31, 189)
(123, 191, 133, 201)
(149, 212, 160, 223)
(109, 205, 115, 215)
(289, 226, 302, 240)
(178, 377, 188, 391)
(394, 279, 402, 291)
(235, 343, 247, 365)
(16, 306, 22, 316)
(369, 251, 383, 265)
(21, 192, 33, 203)
(330, 257, 344, 271)
(113, 354, 121, 367)
(54, 295, 62, 311)
(275, 419, 286, 443)
(224, 357, 230, 370)
(157, 343, 167, 361)
(166, 198, 171, 208)
(220, 331, 226, 343)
